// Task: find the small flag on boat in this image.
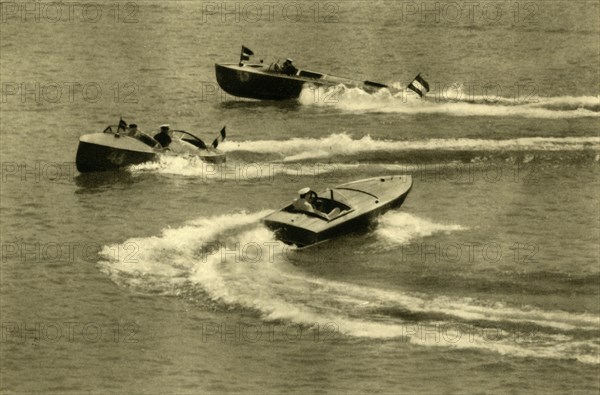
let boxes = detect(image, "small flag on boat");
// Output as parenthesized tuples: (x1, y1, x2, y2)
(239, 46, 254, 64)
(118, 117, 127, 132)
(212, 126, 226, 148)
(407, 74, 430, 97)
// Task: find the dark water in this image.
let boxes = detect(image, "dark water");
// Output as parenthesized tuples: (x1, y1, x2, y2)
(1, 1, 599, 393)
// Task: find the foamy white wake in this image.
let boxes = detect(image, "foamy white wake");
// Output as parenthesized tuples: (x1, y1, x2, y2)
(99, 211, 600, 365)
(127, 156, 342, 178)
(375, 212, 467, 245)
(298, 83, 599, 118)
(220, 134, 600, 162)
(122, 134, 598, 175)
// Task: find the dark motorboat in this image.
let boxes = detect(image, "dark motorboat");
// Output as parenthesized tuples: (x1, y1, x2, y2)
(76, 119, 226, 173)
(262, 175, 413, 248)
(215, 46, 430, 100)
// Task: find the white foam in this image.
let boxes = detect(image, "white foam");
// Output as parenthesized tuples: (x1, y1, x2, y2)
(127, 155, 342, 180)
(299, 84, 599, 118)
(99, 211, 600, 365)
(221, 134, 600, 162)
(375, 212, 467, 245)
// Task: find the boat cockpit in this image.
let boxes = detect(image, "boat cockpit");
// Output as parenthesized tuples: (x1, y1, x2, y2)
(283, 188, 353, 221)
(103, 124, 160, 148)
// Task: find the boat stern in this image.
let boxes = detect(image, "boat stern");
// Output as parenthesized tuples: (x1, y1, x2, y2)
(262, 217, 319, 247)
(75, 133, 156, 173)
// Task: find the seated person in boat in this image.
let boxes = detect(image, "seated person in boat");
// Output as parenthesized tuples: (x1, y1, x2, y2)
(273, 58, 298, 75)
(153, 124, 172, 148)
(127, 124, 140, 138)
(129, 124, 160, 148)
(293, 187, 340, 220)
(281, 58, 298, 75)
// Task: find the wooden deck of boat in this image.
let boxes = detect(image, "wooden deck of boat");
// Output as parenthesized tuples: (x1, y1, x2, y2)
(79, 133, 155, 153)
(263, 175, 412, 234)
(334, 175, 412, 205)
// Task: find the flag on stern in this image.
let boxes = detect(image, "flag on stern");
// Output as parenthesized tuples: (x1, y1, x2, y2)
(239, 46, 254, 64)
(407, 74, 430, 97)
(212, 127, 226, 148)
(118, 117, 127, 132)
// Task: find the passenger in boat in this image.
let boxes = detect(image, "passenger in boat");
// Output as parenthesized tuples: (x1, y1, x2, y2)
(129, 124, 161, 148)
(153, 124, 172, 148)
(127, 124, 140, 138)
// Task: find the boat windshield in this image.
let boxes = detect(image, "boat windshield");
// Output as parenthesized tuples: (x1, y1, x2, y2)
(325, 188, 353, 208)
(267, 59, 282, 72)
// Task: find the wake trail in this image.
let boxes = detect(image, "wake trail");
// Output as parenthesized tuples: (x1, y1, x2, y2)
(298, 83, 599, 118)
(98, 211, 600, 365)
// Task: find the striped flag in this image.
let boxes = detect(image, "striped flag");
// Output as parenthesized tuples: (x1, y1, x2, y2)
(239, 46, 254, 64)
(212, 126, 226, 148)
(408, 74, 430, 97)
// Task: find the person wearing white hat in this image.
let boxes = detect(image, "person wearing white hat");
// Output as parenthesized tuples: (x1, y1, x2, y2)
(153, 124, 172, 148)
(293, 187, 316, 212)
(293, 186, 338, 220)
(293, 186, 344, 220)
(282, 58, 297, 76)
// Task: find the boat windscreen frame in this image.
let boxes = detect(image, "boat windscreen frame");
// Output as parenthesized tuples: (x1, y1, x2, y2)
(333, 187, 379, 200)
(298, 70, 323, 79)
(171, 130, 208, 150)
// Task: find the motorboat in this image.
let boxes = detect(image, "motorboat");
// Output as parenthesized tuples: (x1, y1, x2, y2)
(262, 175, 412, 248)
(75, 119, 226, 173)
(215, 46, 429, 100)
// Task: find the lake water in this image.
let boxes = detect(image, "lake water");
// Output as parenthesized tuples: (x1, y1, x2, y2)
(1, 1, 599, 393)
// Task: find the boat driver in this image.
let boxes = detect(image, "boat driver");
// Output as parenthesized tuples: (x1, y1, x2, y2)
(281, 58, 298, 75)
(153, 124, 172, 148)
(293, 187, 337, 220)
(274, 58, 297, 75)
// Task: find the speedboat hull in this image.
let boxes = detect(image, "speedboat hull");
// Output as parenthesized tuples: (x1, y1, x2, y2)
(76, 133, 226, 173)
(75, 133, 156, 173)
(216, 63, 305, 100)
(215, 63, 388, 101)
(262, 175, 412, 247)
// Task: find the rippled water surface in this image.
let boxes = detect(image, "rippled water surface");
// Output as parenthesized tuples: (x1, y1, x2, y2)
(1, 1, 599, 393)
